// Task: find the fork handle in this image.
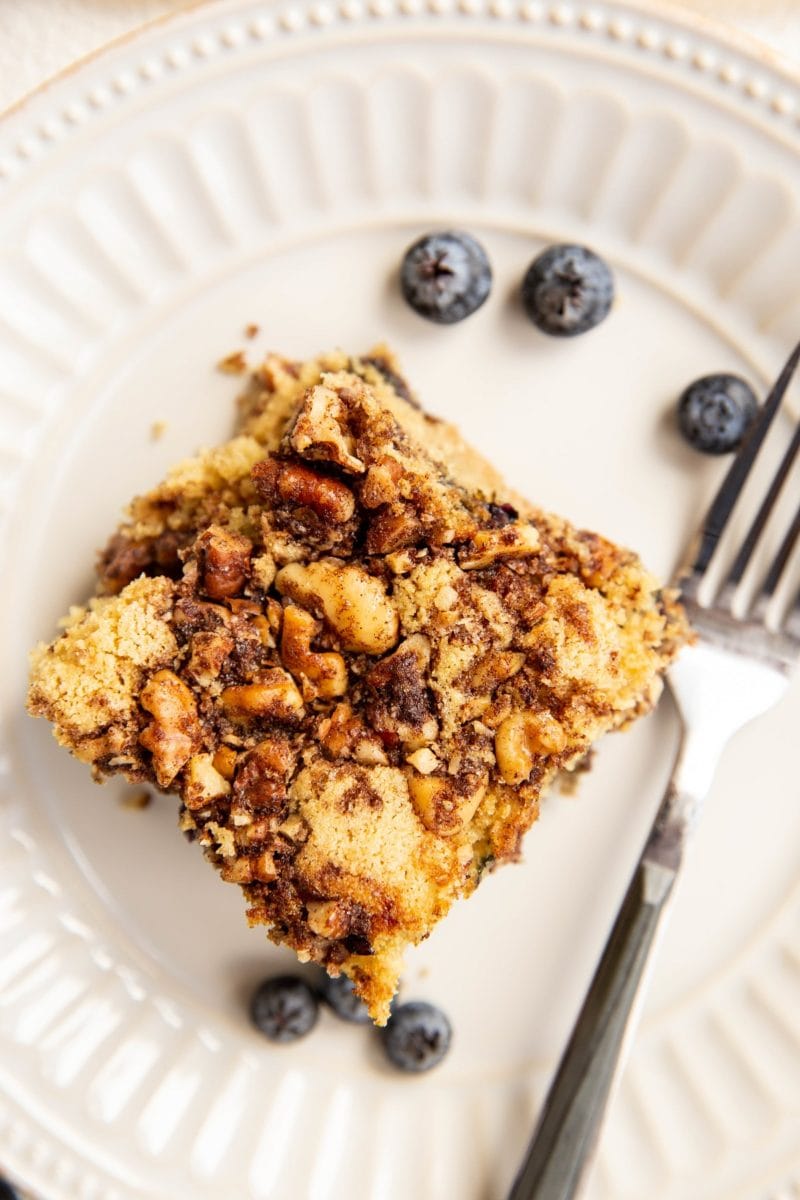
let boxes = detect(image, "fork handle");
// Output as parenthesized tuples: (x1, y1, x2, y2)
(507, 855, 677, 1200)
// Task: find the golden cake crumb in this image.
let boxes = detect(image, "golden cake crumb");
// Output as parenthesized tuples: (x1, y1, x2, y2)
(27, 346, 689, 1023)
(218, 350, 248, 375)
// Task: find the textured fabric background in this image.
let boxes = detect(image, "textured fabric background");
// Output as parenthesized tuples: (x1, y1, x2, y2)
(0, 1, 185, 110)
(0, 0, 799, 113)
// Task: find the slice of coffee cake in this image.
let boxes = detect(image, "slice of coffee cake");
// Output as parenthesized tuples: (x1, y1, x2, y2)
(28, 348, 687, 1023)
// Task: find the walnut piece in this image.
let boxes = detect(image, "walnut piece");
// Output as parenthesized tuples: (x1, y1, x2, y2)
(406, 747, 439, 774)
(407, 772, 487, 836)
(251, 553, 277, 592)
(385, 548, 416, 575)
(230, 736, 296, 823)
(184, 753, 231, 810)
(275, 559, 399, 654)
(220, 669, 305, 723)
(212, 745, 238, 780)
(366, 634, 438, 748)
(317, 701, 388, 764)
(360, 457, 403, 508)
(494, 710, 567, 786)
(288, 380, 366, 473)
(471, 649, 526, 692)
(185, 629, 235, 687)
(280, 604, 348, 700)
(252, 457, 356, 524)
(139, 669, 203, 788)
(196, 525, 253, 599)
(221, 850, 277, 884)
(364, 506, 422, 555)
(459, 523, 540, 570)
(306, 899, 351, 940)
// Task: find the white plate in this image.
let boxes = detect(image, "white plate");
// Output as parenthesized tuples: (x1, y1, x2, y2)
(2, 2, 800, 1198)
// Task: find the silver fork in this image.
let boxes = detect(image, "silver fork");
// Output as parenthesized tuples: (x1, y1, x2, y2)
(508, 340, 800, 1200)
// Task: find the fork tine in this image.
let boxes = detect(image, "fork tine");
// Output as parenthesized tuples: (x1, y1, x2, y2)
(724, 418, 800, 589)
(689, 339, 800, 580)
(780, 517, 800, 641)
(759, 498, 800, 603)
(786, 577, 800, 641)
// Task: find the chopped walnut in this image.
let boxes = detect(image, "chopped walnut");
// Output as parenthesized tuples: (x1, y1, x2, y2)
(306, 899, 351, 940)
(366, 635, 438, 749)
(317, 702, 357, 758)
(353, 740, 389, 766)
(385, 548, 416, 575)
(360, 457, 403, 509)
(184, 753, 232, 810)
(275, 560, 399, 654)
(239, 816, 273, 841)
(288, 380, 366, 473)
(407, 772, 487, 835)
(227, 600, 274, 654)
(264, 597, 283, 633)
(251, 850, 279, 881)
(212, 744, 238, 780)
(365, 506, 423, 556)
(494, 710, 567, 786)
(196, 526, 253, 600)
(280, 604, 348, 700)
(185, 629, 235, 687)
(317, 701, 388, 764)
(138, 669, 203, 788)
(251, 553, 277, 592)
(459, 523, 541, 570)
(226, 598, 260, 617)
(220, 858, 254, 884)
(470, 649, 526, 693)
(252, 457, 356, 524)
(220, 669, 305, 723)
(231, 736, 296, 821)
(406, 747, 439, 774)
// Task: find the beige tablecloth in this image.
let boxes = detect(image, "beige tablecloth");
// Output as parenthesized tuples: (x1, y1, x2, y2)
(1, 0, 800, 113)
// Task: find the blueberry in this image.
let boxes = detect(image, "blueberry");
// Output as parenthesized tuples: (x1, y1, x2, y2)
(250, 975, 319, 1043)
(521, 244, 614, 337)
(677, 373, 758, 455)
(319, 972, 372, 1024)
(400, 232, 492, 324)
(381, 1001, 452, 1072)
